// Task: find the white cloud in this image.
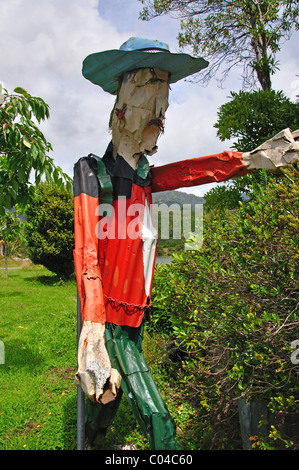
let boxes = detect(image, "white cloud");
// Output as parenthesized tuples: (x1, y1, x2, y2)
(0, 0, 125, 174)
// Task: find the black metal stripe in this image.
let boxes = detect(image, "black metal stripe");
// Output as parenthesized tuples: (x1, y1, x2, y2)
(73, 156, 100, 198)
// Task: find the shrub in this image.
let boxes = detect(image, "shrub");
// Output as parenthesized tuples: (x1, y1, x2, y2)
(151, 165, 299, 449)
(24, 183, 74, 278)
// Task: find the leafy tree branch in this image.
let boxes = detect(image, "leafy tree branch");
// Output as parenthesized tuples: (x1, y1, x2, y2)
(139, 0, 299, 89)
(0, 86, 72, 215)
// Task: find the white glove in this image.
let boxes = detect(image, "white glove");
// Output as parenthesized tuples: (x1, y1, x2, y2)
(75, 321, 121, 403)
(242, 128, 299, 173)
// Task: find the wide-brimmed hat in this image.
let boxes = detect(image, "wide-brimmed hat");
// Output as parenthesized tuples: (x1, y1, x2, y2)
(82, 37, 209, 95)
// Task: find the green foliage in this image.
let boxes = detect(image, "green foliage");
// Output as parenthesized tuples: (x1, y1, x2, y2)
(208, 89, 299, 211)
(0, 86, 72, 215)
(0, 210, 22, 244)
(0, 210, 23, 277)
(215, 89, 299, 152)
(139, 0, 299, 89)
(203, 183, 244, 213)
(152, 191, 204, 256)
(151, 164, 299, 449)
(24, 183, 74, 279)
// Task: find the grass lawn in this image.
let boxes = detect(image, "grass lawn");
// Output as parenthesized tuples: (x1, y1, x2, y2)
(0, 261, 196, 451)
(0, 261, 79, 450)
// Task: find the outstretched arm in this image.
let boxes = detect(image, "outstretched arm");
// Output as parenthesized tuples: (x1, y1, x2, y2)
(151, 128, 299, 193)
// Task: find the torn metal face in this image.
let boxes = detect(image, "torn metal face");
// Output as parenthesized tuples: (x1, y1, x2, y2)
(111, 68, 169, 163)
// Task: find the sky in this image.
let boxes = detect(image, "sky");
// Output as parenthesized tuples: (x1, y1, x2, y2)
(1, 0, 299, 197)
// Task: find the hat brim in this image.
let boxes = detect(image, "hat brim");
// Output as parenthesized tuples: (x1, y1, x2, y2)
(82, 50, 209, 95)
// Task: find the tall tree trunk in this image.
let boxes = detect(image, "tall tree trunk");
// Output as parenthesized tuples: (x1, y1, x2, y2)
(4, 240, 8, 278)
(249, 0, 272, 90)
(254, 54, 272, 90)
(251, 31, 272, 90)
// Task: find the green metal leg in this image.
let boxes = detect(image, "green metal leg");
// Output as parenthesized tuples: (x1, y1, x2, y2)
(85, 388, 123, 449)
(86, 322, 181, 450)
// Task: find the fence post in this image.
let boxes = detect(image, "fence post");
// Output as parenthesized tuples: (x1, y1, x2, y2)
(238, 398, 270, 449)
(77, 291, 85, 450)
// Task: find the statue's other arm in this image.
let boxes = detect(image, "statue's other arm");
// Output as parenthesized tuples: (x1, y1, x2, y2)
(151, 129, 299, 193)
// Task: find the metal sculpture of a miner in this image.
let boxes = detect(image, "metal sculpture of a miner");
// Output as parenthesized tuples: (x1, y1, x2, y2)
(73, 37, 299, 450)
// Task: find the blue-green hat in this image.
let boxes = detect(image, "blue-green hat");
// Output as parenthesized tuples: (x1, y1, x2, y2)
(82, 37, 209, 95)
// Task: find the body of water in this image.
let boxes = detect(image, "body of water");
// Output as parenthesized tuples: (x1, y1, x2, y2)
(155, 256, 173, 265)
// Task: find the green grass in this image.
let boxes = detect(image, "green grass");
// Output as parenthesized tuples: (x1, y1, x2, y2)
(0, 263, 78, 450)
(0, 261, 197, 450)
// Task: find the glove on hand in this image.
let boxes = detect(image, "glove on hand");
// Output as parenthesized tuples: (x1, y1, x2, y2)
(75, 321, 121, 403)
(242, 128, 299, 173)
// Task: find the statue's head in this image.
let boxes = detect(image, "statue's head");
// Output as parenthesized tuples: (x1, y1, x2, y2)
(110, 67, 169, 158)
(82, 37, 209, 162)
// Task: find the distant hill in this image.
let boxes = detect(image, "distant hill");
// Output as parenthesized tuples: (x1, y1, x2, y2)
(152, 190, 205, 206)
(152, 190, 205, 256)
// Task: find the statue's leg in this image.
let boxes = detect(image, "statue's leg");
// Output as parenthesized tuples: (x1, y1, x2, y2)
(85, 386, 123, 449)
(104, 322, 182, 450)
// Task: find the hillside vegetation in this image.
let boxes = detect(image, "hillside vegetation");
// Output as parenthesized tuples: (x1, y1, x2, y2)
(152, 190, 205, 256)
(151, 165, 299, 449)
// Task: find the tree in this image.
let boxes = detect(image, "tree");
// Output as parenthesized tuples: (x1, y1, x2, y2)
(203, 183, 244, 212)
(215, 89, 299, 151)
(0, 86, 72, 215)
(203, 89, 299, 210)
(24, 183, 74, 279)
(0, 210, 22, 278)
(139, 0, 299, 90)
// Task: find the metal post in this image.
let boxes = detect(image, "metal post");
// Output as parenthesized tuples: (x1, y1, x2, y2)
(77, 290, 85, 450)
(238, 398, 270, 450)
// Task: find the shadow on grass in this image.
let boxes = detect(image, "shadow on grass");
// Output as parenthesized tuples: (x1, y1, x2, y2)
(0, 291, 24, 297)
(62, 394, 78, 450)
(2, 339, 44, 370)
(23, 273, 75, 286)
